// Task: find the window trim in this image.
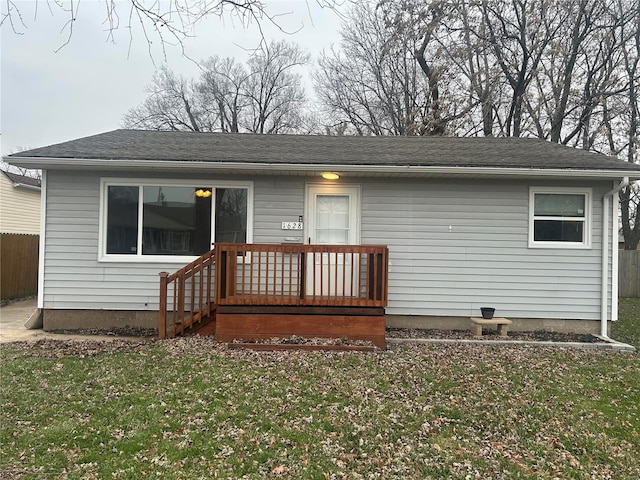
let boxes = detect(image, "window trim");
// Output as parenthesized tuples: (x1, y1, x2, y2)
(99, 178, 253, 263)
(528, 187, 592, 249)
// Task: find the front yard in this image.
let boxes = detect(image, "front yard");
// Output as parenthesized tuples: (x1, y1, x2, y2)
(1, 300, 639, 479)
(612, 297, 640, 348)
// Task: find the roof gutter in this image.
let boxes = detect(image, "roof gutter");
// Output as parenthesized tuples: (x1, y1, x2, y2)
(601, 177, 629, 338)
(11, 182, 41, 192)
(5, 156, 640, 180)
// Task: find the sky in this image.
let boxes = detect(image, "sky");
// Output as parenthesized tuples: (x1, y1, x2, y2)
(0, 1, 346, 157)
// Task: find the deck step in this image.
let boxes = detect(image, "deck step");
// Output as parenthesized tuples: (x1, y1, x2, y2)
(193, 320, 217, 336)
(172, 308, 216, 337)
(174, 305, 217, 326)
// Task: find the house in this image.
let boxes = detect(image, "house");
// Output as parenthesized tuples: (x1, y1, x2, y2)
(5, 130, 640, 342)
(0, 169, 41, 235)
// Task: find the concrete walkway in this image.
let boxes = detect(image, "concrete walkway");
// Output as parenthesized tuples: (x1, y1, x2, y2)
(387, 336, 636, 353)
(0, 298, 147, 344)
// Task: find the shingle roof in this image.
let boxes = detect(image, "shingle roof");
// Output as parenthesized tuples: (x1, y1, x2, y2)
(1, 170, 41, 188)
(8, 129, 640, 173)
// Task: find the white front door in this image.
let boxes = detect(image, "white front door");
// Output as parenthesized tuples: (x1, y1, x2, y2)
(305, 184, 360, 296)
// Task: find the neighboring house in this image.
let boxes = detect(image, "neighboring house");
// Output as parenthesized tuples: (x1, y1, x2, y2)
(0, 170, 41, 234)
(5, 130, 640, 338)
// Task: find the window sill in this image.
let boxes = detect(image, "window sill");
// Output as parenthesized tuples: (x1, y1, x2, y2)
(99, 255, 200, 264)
(528, 242, 591, 249)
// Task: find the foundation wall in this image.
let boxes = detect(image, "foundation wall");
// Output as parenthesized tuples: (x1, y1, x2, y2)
(386, 315, 603, 335)
(43, 309, 157, 331)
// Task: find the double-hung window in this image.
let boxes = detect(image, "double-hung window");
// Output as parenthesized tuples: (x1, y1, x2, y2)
(101, 179, 252, 261)
(529, 187, 591, 248)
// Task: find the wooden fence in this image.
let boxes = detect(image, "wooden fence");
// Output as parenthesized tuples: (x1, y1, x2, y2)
(619, 250, 640, 298)
(1, 233, 39, 301)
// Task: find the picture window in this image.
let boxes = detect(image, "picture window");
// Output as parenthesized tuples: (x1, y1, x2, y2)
(102, 180, 251, 261)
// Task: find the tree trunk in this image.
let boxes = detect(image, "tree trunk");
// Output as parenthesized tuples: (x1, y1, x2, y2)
(621, 7, 639, 250)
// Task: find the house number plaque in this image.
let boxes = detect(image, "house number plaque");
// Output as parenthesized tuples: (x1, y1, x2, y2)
(281, 222, 303, 230)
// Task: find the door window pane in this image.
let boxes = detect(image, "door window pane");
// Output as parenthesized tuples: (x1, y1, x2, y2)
(316, 195, 349, 244)
(317, 229, 349, 244)
(215, 188, 247, 243)
(106, 186, 139, 254)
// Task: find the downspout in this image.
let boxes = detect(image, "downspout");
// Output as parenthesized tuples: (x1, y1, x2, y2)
(37, 171, 47, 310)
(601, 177, 629, 338)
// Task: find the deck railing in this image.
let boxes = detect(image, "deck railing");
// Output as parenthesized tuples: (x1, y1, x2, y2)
(215, 243, 389, 308)
(158, 249, 215, 339)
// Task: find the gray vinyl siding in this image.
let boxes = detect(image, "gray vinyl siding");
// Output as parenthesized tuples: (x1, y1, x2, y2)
(42, 172, 304, 311)
(42, 171, 612, 321)
(361, 178, 608, 320)
(44, 171, 163, 310)
(253, 177, 304, 243)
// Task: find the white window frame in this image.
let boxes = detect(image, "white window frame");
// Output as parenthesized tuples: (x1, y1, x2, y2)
(528, 187, 592, 249)
(99, 178, 253, 263)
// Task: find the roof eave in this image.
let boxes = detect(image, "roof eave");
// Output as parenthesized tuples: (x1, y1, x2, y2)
(5, 156, 639, 180)
(0, 169, 41, 190)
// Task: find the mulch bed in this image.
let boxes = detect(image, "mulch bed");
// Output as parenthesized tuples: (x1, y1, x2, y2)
(227, 335, 378, 351)
(46, 326, 602, 344)
(49, 326, 157, 337)
(228, 343, 377, 352)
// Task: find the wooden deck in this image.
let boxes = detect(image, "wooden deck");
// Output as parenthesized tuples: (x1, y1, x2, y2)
(159, 243, 389, 347)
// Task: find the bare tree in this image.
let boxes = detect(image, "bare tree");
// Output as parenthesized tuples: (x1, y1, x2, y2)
(123, 40, 310, 134)
(315, 2, 435, 136)
(378, 0, 480, 136)
(122, 66, 209, 131)
(198, 56, 250, 133)
(616, 0, 640, 249)
(479, 0, 561, 137)
(385, 0, 452, 135)
(244, 40, 309, 134)
(455, 3, 498, 137)
(1, 1, 325, 60)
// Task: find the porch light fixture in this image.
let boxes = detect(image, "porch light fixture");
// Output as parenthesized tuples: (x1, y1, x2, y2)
(321, 172, 340, 180)
(195, 188, 212, 198)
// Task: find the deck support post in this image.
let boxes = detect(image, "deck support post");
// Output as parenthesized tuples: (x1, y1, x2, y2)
(158, 272, 169, 339)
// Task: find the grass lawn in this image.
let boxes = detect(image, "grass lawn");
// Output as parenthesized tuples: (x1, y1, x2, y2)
(612, 297, 640, 348)
(1, 303, 639, 479)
